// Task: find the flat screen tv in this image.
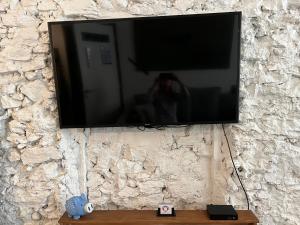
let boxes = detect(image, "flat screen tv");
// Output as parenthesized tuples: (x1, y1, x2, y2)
(48, 12, 241, 128)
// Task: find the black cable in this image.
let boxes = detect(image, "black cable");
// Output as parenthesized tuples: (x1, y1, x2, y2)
(222, 124, 250, 210)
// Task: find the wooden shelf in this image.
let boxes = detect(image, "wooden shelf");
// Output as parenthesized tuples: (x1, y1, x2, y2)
(59, 210, 259, 225)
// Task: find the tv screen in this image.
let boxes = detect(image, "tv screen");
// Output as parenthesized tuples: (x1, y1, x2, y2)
(48, 12, 241, 128)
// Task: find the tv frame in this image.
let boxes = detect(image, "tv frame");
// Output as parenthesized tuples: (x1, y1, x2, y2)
(48, 11, 242, 129)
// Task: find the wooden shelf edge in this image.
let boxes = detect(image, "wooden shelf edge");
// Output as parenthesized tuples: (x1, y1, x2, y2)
(59, 210, 259, 225)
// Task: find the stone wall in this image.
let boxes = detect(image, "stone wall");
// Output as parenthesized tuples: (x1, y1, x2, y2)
(0, 0, 299, 225)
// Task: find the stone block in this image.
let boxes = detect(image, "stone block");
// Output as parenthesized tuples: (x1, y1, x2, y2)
(8, 149, 21, 162)
(1, 95, 22, 108)
(38, 0, 57, 11)
(138, 180, 164, 195)
(20, 80, 49, 102)
(21, 147, 62, 165)
(58, 0, 100, 17)
(8, 120, 26, 134)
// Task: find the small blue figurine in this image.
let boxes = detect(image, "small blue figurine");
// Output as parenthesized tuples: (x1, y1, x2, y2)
(65, 193, 94, 220)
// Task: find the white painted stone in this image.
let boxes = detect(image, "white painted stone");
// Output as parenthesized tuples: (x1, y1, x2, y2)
(128, 193, 164, 208)
(288, 0, 300, 8)
(31, 212, 42, 221)
(1, 83, 16, 95)
(24, 71, 42, 81)
(118, 186, 139, 198)
(17, 14, 39, 27)
(9, 120, 26, 134)
(0, 13, 17, 27)
(98, 0, 114, 10)
(261, 0, 285, 10)
(39, 198, 60, 219)
(17, 143, 27, 149)
(21, 146, 62, 165)
(33, 44, 49, 54)
(288, 77, 300, 97)
(20, 80, 49, 102)
(7, 132, 28, 144)
(21, 0, 38, 7)
(1, 45, 32, 61)
(0, 61, 18, 74)
(87, 171, 105, 187)
(10, 0, 20, 9)
(14, 27, 39, 47)
(99, 10, 132, 18)
(1, 11, 38, 27)
(167, 177, 207, 203)
(138, 180, 164, 194)
(26, 131, 42, 142)
(21, 56, 46, 72)
(57, 0, 100, 17)
(114, 0, 128, 9)
(29, 104, 57, 132)
(41, 68, 53, 80)
(39, 33, 51, 44)
(1, 95, 22, 108)
(38, 21, 49, 33)
(241, 0, 262, 17)
(29, 162, 59, 181)
(12, 107, 33, 122)
(12, 186, 51, 204)
(39, 133, 56, 146)
(38, 0, 57, 11)
(0, 2, 9, 12)
(128, 4, 155, 15)
(12, 93, 24, 101)
(8, 149, 21, 162)
(100, 181, 114, 194)
(127, 179, 137, 188)
(142, 160, 156, 173)
(174, 0, 194, 11)
(42, 162, 59, 180)
(22, 96, 34, 107)
(243, 42, 270, 61)
(0, 27, 7, 34)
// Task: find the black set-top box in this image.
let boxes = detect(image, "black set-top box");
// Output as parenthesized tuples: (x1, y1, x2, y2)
(207, 205, 238, 220)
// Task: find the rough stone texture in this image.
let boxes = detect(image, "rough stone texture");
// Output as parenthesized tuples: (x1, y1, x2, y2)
(0, 0, 299, 225)
(21, 146, 62, 165)
(20, 80, 50, 102)
(1, 95, 22, 108)
(56, 0, 100, 18)
(86, 126, 215, 209)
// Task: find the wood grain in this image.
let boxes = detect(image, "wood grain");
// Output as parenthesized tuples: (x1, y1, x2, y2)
(59, 210, 259, 225)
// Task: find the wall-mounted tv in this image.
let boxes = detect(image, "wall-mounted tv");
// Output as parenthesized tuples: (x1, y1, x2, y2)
(48, 12, 241, 128)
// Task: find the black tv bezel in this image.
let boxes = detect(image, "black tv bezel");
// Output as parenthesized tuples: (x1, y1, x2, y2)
(48, 11, 242, 129)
